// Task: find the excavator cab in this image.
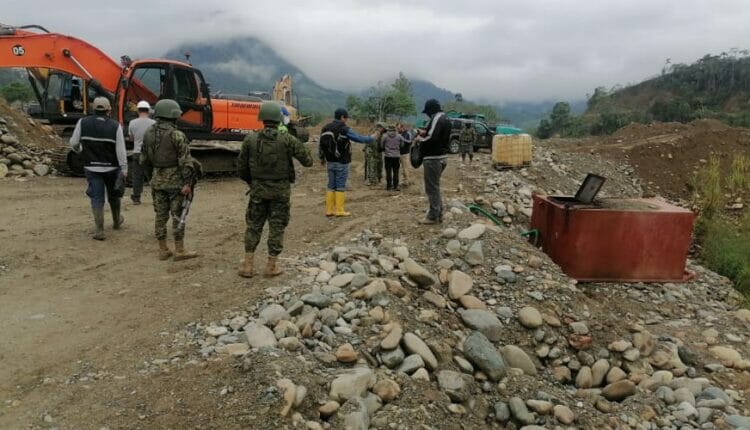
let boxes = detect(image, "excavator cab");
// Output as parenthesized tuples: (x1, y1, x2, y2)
(119, 61, 212, 136)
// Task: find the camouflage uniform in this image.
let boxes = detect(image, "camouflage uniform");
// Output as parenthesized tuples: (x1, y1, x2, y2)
(365, 129, 384, 184)
(459, 127, 476, 161)
(140, 121, 195, 241)
(238, 128, 313, 256)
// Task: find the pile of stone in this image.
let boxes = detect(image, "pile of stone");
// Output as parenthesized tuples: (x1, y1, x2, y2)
(0, 116, 58, 178)
(169, 210, 750, 429)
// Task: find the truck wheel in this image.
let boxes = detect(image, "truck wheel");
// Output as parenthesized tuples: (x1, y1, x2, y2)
(449, 138, 460, 154)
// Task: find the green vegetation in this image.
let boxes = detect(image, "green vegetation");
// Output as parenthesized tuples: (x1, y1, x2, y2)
(346, 72, 416, 121)
(698, 214, 750, 296)
(0, 82, 34, 103)
(729, 155, 750, 194)
(693, 155, 750, 297)
(692, 157, 724, 218)
(537, 50, 750, 138)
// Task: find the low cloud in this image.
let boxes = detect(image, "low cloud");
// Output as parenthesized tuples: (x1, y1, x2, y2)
(4, 0, 749, 102)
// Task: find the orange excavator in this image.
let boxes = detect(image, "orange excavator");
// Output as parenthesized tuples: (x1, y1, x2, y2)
(0, 23, 309, 173)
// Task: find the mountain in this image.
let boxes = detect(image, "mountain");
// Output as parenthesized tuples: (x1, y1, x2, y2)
(500, 100, 586, 130)
(586, 52, 750, 126)
(164, 38, 346, 114)
(409, 79, 455, 110)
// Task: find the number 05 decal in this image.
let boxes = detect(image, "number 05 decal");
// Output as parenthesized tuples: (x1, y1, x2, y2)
(12, 45, 25, 56)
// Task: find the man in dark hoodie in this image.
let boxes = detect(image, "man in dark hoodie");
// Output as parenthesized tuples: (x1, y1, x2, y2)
(319, 108, 374, 217)
(417, 99, 451, 224)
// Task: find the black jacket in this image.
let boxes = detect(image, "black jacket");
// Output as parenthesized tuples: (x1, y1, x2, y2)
(419, 112, 450, 158)
(79, 115, 119, 168)
(319, 120, 352, 164)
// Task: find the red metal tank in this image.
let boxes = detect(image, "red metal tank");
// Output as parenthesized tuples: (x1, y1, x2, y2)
(529, 194, 695, 282)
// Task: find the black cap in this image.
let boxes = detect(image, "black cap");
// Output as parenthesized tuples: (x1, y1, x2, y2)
(422, 99, 441, 115)
(334, 108, 349, 120)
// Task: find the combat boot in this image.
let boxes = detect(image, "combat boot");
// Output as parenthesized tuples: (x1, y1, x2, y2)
(264, 256, 283, 277)
(173, 239, 199, 261)
(158, 239, 173, 261)
(238, 253, 255, 278)
(110, 199, 124, 230)
(325, 191, 335, 217)
(92, 207, 105, 240)
(334, 192, 351, 217)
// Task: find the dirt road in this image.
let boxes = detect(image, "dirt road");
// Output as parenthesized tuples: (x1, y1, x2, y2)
(0, 150, 462, 428)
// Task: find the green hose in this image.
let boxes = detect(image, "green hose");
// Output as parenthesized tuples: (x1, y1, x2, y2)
(467, 204, 503, 226)
(521, 229, 540, 247)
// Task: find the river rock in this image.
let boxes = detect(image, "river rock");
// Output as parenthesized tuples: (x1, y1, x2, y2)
(554, 404, 575, 424)
(591, 359, 610, 387)
(381, 325, 403, 350)
(403, 258, 436, 286)
(259, 304, 290, 326)
(423, 291, 447, 308)
(463, 331, 506, 381)
(397, 354, 425, 374)
(464, 241, 484, 265)
(403, 333, 438, 370)
(602, 380, 637, 401)
(380, 347, 405, 368)
(518, 306, 543, 328)
(508, 397, 535, 425)
(336, 343, 359, 363)
(372, 379, 400, 402)
(459, 295, 486, 310)
(458, 224, 486, 240)
(448, 270, 473, 299)
(501, 345, 537, 375)
(575, 366, 593, 388)
(330, 273, 356, 288)
(244, 322, 277, 348)
(329, 368, 376, 402)
(461, 309, 503, 342)
(437, 370, 468, 402)
(301, 292, 331, 308)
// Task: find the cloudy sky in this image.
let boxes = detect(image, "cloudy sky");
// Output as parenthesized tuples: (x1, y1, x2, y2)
(4, 0, 750, 102)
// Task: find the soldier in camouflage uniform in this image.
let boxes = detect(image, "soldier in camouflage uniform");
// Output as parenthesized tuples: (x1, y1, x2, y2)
(459, 122, 476, 163)
(365, 123, 386, 185)
(237, 101, 313, 278)
(140, 99, 199, 261)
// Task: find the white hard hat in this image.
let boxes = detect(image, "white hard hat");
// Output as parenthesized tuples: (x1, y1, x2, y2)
(136, 100, 151, 110)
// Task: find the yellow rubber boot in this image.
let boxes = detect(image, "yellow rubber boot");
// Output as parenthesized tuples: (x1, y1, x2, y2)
(325, 191, 336, 217)
(334, 192, 351, 217)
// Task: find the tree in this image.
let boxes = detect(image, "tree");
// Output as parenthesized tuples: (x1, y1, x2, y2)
(345, 73, 417, 121)
(345, 95, 365, 118)
(389, 72, 416, 118)
(536, 119, 553, 139)
(0, 82, 34, 103)
(549, 102, 572, 131)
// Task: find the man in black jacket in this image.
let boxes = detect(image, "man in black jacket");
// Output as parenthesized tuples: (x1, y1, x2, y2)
(319, 108, 374, 217)
(417, 99, 451, 224)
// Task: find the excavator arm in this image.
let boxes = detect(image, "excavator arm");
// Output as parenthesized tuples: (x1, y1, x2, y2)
(0, 23, 121, 96)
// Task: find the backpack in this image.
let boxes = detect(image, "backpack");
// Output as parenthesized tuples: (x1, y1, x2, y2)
(319, 130, 341, 159)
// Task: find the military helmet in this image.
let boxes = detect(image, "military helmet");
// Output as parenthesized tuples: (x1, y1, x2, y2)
(258, 101, 283, 122)
(154, 99, 182, 119)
